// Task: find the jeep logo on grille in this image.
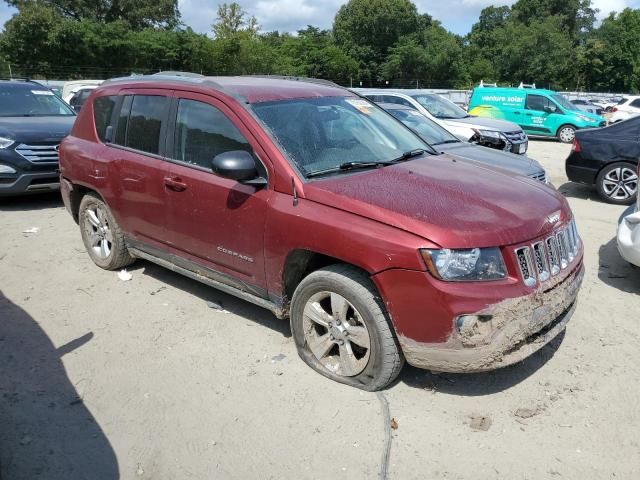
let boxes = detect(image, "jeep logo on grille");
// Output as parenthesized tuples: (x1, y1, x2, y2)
(546, 212, 561, 225)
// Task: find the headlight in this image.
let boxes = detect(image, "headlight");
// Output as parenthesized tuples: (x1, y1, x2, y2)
(577, 115, 596, 123)
(421, 247, 507, 282)
(0, 164, 16, 174)
(0, 136, 15, 149)
(474, 129, 503, 139)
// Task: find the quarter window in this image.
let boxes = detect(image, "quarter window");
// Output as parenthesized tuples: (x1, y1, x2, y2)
(93, 95, 117, 143)
(125, 95, 169, 155)
(630, 99, 640, 109)
(172, 99, 252, 169)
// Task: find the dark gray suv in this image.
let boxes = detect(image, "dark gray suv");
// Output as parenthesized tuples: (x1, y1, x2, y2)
(0, 80, 76, 196)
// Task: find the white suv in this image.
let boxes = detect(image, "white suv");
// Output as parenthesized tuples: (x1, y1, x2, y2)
(610, 96, 640, 123)
(356, 89, 528, 155)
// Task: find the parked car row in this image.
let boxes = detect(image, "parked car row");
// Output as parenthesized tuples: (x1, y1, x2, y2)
(357, 89, 530, 154)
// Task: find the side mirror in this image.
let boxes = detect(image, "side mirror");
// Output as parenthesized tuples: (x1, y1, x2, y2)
(211, 150, 266, 185)
(544, 105, 557, 114)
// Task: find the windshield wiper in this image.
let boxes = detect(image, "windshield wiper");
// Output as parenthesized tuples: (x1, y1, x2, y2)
(432, 140, 460, 146)
(306, 149, 428, 178)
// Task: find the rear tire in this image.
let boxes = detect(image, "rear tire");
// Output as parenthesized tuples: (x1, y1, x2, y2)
(290, 264, 404, 391)
(557, 125, 576, 143)
(79, 193, 135, 270)
(596, 162, 638, 205)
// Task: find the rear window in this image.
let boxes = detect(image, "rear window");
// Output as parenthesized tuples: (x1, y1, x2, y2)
(93, 96, 117, 143)
(113, 95, 169, 156)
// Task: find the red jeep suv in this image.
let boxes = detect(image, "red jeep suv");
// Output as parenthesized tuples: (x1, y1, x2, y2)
(59, 75, 584, 390)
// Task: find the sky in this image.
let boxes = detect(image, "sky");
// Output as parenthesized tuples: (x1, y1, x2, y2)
(1, 0, 640, 36)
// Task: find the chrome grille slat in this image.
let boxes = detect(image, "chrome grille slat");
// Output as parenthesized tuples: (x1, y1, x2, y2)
(15, 143, 59, 163)
(556, 230, 569, 269)
(532, 242, 550, 282)
(546, 236, 561, 276)
(515, 246, 536, 287)
(515, 221, 581, 286)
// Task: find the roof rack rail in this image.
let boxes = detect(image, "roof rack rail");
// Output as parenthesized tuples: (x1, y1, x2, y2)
(151, 71, 205, 78)
(241, 75, 341, 88)
(479, 80, 497, 88)
(518, 82, 536, 89)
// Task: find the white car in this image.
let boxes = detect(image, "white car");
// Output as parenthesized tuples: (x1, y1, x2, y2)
(610, 96, 640, 123)
(61, 80, 103, 103)
(617, 165, 640, 267)
(355, 89, 529, 155)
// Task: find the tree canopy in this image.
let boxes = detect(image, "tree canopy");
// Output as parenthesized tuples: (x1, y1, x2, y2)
(0, 0, 639, 92)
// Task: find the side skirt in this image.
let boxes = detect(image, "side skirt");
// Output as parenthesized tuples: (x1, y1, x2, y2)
(127, 240, 285, 319)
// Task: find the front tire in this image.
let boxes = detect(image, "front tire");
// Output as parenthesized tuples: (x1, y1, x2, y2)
(557, 125, 576, 143)
(596, 162, 638, 205)
(79, 193, 135, 270)
(290, 265, 404, 391)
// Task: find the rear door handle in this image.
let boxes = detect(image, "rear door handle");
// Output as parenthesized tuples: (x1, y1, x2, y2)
(164, 176, 188, 192)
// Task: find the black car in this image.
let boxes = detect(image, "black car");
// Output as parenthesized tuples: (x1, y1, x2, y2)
(566, 117, 639, 205)
(0, 80, 76, 196)
(378, 103, 548, 183)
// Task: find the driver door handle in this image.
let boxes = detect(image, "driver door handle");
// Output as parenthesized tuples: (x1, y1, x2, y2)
(164, 176, 188, 192)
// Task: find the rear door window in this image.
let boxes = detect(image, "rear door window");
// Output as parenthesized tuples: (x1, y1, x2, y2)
(171, 99, 252, 169)
(630, 99, 640, 109)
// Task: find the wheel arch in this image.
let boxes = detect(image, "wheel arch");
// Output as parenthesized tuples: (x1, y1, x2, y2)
(281, 249, 372, 307)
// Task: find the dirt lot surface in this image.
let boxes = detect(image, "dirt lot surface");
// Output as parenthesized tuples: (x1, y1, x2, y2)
(1, 140, 639, 479)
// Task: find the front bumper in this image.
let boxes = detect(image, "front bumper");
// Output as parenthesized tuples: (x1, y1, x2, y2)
(0, 171, 60, 196)
(399, 264, 584, 372)
(617, 206, 640, 267)
(473, 134, 528, 155)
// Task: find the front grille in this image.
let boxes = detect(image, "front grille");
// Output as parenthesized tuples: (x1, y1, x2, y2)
(15, 143, 59, 163)
(515, 219, 580, 286)
(503, 131, 527, 143)
(528, 171, 547, 183)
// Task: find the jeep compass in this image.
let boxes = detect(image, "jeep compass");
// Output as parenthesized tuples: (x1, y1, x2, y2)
(59, 75, 584, 390)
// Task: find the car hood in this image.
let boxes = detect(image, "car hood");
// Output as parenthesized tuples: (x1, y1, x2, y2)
(303, 154, 570, 249)
(0, 116, 76, 144)
(437, 142, 543, 178)
(443, 116, 522, 133)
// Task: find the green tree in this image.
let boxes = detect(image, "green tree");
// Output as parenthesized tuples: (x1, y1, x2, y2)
(6, 0, 180, 29)
(212, 2, 258, 39)
(333, 0, 422, 83)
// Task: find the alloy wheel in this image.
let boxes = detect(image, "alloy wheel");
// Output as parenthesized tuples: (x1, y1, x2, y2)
(602, 167, 638, 201)
(83, 205, 114, 259)
(302, 291, 371, 377)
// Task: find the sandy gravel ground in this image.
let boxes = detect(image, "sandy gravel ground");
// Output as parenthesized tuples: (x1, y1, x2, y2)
(1, 140, 639, 480)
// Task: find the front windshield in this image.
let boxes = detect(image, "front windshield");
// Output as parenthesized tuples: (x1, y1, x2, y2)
(0, 87, 75, 117)
(252, 96, 429, 176)
(389, 109, 459, 145)
(552, 94, 578, 112)
(411, 94, 469, 119)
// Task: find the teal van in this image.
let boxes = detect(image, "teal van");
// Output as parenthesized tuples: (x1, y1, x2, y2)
(468, 85, 606, 143)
